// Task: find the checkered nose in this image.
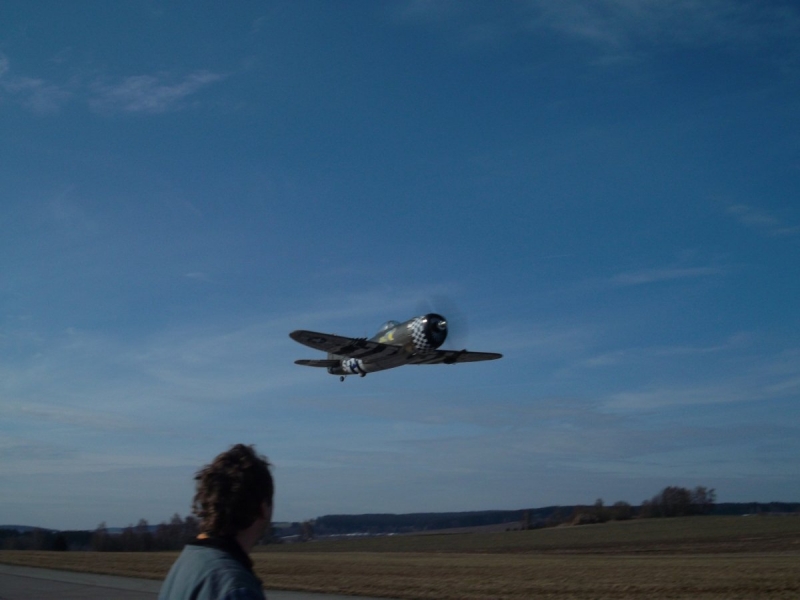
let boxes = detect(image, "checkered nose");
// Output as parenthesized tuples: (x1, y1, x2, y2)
(410, 313, 448, 353)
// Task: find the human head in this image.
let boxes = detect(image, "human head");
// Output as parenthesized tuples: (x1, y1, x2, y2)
(192, 444, 274, 537)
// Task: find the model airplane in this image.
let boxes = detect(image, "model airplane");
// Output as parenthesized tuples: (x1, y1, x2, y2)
(290, 313, 502, 381)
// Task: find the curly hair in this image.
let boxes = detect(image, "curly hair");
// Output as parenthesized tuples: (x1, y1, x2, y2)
(192, 444, 274, 537)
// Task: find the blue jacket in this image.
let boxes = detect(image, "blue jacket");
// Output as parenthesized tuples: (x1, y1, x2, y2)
(159, 537, 265, 600)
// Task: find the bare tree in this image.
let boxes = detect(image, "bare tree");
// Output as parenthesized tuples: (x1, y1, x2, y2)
(91, 522, 113, 551)
(691, 486, 716, 514)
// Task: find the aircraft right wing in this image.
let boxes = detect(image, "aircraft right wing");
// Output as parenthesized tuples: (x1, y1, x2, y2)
(289, 330, 403, 361)
(407, 349, 503, 365)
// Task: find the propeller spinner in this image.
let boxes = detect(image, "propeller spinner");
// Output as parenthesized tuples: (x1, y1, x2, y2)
(423, 313, 448, 348)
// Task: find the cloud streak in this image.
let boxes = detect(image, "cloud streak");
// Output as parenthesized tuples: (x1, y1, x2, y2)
(396, 1, 800, 64)
(1, 76, 73, 114)
(526, 0, 800, 56)
(610, 266, 723, 286)
(727, 204, 799, 237)
(89, 71, 226, 114)
(0, 53, 225, 115)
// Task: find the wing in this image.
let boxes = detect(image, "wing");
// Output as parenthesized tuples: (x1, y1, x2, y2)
(407, 349, 503, 365)
(294, 359, 341, 368)
(290, 330, 403, 361)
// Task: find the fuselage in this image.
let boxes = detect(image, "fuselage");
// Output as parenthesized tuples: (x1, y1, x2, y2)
(326, 313, 447, 377)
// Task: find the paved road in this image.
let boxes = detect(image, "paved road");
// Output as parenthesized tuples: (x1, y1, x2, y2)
(0, 565, 160, 600)
(0, 564, 396, 600)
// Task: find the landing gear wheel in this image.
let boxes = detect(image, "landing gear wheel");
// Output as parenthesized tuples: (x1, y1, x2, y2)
(340, 376, 345, 382)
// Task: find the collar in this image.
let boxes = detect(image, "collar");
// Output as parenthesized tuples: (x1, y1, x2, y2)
(188, 535, 256, 577)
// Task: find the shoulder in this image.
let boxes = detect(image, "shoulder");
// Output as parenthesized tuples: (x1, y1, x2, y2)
(160, 545, 264, 600)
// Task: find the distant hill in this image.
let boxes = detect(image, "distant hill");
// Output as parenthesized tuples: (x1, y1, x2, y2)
(304, 502, 800, 537)
(0, 525, 57, 534)
(4, 502, 799, 541)
(713, 502, 800, 516)
(309, 507, 566, 536)
(0, 524, 155, 534)
(306, 507, 589, 537)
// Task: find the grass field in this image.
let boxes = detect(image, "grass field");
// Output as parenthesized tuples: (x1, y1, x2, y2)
(2, 516, 799, 599)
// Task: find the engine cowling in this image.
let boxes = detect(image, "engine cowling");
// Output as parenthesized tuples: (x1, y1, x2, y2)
(408, 313, 448, 353)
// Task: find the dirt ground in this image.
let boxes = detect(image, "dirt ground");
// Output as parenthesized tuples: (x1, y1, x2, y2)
(2, 516, 799, 599)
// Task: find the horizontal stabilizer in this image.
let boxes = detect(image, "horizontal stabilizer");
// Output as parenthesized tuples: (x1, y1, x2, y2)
(295, 359, 340, 368)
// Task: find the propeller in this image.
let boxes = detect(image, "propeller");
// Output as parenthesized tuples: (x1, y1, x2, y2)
(424, 313, 448, 348)
(415, 294, 470, 349)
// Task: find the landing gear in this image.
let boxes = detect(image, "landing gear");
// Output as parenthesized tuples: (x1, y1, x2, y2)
(340, 376, 345, 382)
(360, 372, 366, 377)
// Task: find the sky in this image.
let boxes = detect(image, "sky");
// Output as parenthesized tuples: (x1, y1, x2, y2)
(2, 1, 799, 531)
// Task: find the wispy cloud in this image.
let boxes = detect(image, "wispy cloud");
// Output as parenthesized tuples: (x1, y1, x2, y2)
(89, 71, 226, 114)
(603, 383, 755, 411)
(3, 401, 136, 431)
(571, 257, 727, 291)
(727, 204, 799, 237)
(602, 347, 800, 412)
(184, 271, 214, 283)
(0, 54, 73, 114)
(0, 53, 225, 115)
(2, 77, 73, 114)
(396, 1, 800, 63)
(527, 0, 800, 56)
(610, 266, 723, 286)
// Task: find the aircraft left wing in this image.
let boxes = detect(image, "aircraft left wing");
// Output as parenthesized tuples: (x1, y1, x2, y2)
(407, 349, 503, 365)
(290, 330, 403, 361)
(295, 359, 341, 368)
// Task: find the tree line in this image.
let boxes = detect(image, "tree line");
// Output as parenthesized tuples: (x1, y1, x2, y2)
(310, 486, 721, 536)
(0, 528, 74, 551)
(0, 513, 199, 552)
(89, 514, 200, 552)
(6, 486, 800, 551)
(640, 485, 716, 518)
(561, 486, 716, 527)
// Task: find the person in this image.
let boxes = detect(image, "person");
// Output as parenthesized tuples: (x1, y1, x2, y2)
(159, 444, 273, 600)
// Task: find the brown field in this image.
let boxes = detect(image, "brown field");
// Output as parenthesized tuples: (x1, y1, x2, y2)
(2, 516, 799, 599)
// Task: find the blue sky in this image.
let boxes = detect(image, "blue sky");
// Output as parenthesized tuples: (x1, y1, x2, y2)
(2, 1, 799, 530)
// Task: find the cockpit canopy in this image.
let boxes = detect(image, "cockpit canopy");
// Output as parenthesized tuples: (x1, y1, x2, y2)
(378, 320, 400, 334)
